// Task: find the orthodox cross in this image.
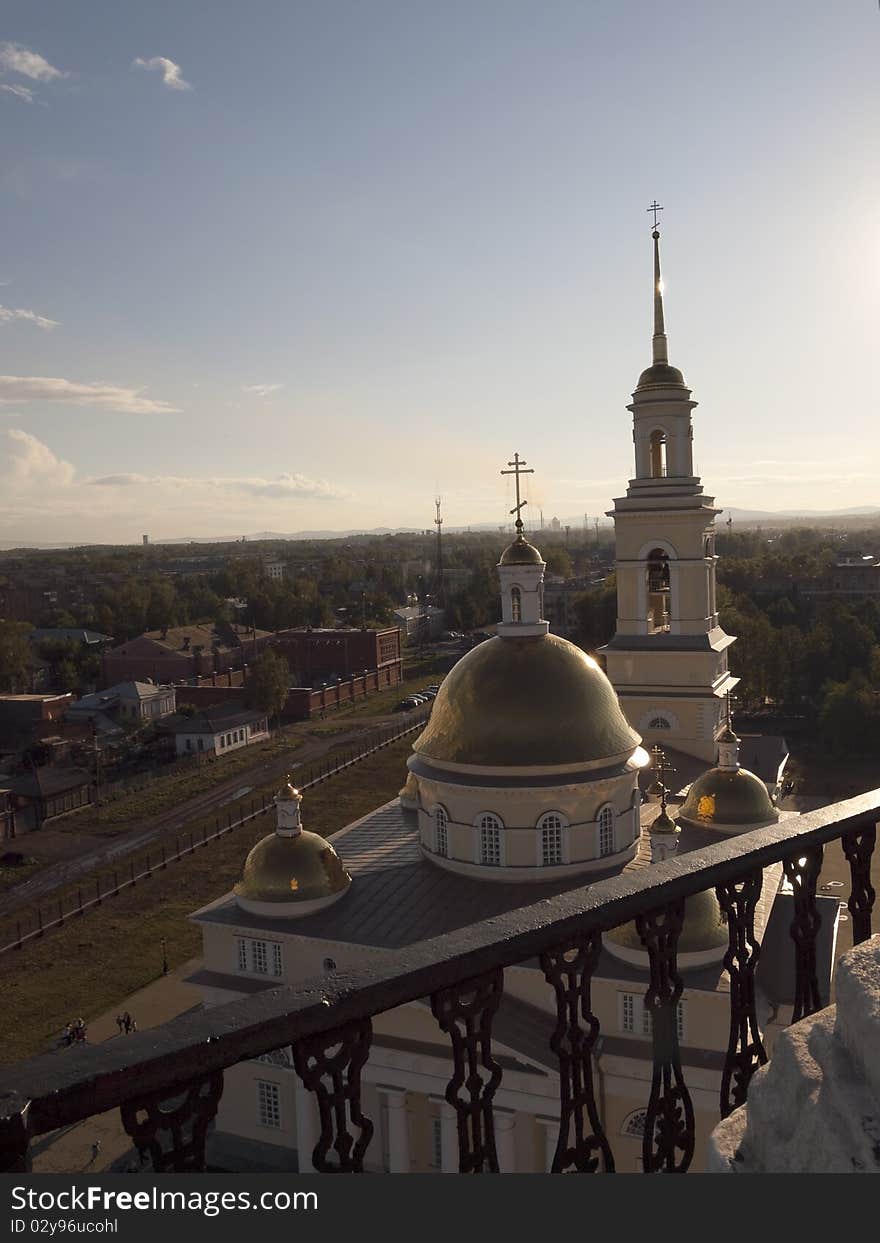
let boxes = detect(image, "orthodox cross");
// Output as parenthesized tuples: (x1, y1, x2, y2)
(500, 452, 533, 535)
(647, 200, 663, 231)
(649, 744, 676, 812)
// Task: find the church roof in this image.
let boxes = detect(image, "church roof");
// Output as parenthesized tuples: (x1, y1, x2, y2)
(498, 536, 543, 566)
(411, 633, 641, 769)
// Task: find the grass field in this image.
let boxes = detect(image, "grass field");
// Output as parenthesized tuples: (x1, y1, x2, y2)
(0, 736, 413, 1063)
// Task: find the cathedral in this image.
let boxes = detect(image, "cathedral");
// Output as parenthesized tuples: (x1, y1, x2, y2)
(186, 223, 839, 1173)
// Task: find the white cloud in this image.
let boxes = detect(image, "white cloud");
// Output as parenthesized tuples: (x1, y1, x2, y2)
(242, 383, 283, 397)
(0, 42, 65, 82)
(0, 305, 58, 330)
(0, 83, 34, 104)
(132, 56, 192, 91)
(5, 428, 74, 487)
(0, 376, 179, 414)
(89, 471, 347, 500)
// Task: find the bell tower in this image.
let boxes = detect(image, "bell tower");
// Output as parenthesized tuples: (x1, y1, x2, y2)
(599, 207, 738, 762)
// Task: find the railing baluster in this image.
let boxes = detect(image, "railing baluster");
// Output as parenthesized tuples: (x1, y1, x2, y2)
(0, 1093, 30, 1172)
(715, 869, 768, 1117)
(636, 900, 694, 1173)
(540, 932, 614, 1172)
(782, 846, 824, 1021)
(841, 825, 876, 945)
(292, 1018, 373, 1173)
(119, 1071, 224, 1171)
(430, 969, 503, 1173)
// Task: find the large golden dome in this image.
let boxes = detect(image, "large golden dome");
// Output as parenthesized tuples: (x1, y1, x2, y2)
(677, 766, 778, 833)
(235, 830, 351, 909)
(412, 633, 641, 769)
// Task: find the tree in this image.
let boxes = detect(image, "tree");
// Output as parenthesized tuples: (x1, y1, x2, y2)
(0, 620, 35, 692)
(246, 649, 290, 725)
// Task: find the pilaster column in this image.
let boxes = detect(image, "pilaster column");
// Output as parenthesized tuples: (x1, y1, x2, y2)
(436, 1101, 458, 1173)
(294, 1081, 319, 1174)
(494, 1109, 516, 1173)
(537, 1116, 558, 1172)
(382, 1089, 410, 1174)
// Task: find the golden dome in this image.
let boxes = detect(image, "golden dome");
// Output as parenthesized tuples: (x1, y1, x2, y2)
(235, 830, 351, 908)
(677, 766, 778, 832)
(412, 633, 641, 769)
(636, 362, 686, 389)
(605, 889, 728, 956)
(499, 537, 544, 566)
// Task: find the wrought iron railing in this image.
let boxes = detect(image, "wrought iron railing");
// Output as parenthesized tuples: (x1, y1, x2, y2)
(0, 789, 876, 1175)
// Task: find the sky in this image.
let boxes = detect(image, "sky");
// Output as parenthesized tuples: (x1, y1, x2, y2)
(0, 1, 878, 544)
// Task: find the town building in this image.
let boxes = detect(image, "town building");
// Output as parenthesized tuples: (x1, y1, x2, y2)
(271, 627, 401, 688)
(5, 766, 93, 832)
(67, 681, 177, 733)
(264, 560, 285, 582)
(102, 624, 270, 686)
(392, 604, 444, 643)
(166, 704, 270, 759)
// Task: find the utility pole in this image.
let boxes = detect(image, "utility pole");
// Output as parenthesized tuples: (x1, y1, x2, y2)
(434, 496, 444, 608)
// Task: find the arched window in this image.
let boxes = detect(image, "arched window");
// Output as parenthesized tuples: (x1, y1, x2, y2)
(648, 715, 671, 730)
(621, 1109, 648, 1138)
(646, 548, 670, 633)
(510, 586, 522, 622)
(598, 806, 615, 857)
(434, 805, 448, 857)
(478, 813, 502, 866)
(538, 812, 565, 866)
(649, 429, 667, 478)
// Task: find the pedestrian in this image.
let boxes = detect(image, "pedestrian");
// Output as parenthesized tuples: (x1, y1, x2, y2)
(62, 1024, 72, 1047)
(115, 1014, 124, 1036)
(130, 1018, 138, 1033)
(122, 1011, 131, 1034)
(90, 1140, 101, 1164)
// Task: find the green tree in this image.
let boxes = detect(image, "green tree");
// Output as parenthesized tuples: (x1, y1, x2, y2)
(0, 620, 35, 692)
(246, 649, 290, 725)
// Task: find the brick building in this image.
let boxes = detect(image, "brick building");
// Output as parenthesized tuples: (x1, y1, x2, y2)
(271, 627, 401, 688)
(102, 624, 271, 687)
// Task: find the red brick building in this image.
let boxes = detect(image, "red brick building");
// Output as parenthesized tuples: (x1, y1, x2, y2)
(102, 624, 271, 687)
(271, 627, 402, 688)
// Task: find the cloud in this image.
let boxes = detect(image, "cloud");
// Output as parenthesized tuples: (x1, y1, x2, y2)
(0, 42, 65, 82)
(0, 83, 34, 104)
(5, 428, 74, 487)
(132, 56, 192, 91)
(0, 305, 58, 330)
(242, 383, 283, 397)
(89, 471, 347, 500)
(0, 376, 179, 414)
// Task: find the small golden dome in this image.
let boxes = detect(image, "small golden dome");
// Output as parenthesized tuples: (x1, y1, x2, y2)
(235, 830, 351, 909)
(636, 362, 686, 389)
(412, 633, 641, 769)
(606, 889, 728, 956)
(677, 766, 778, 832)
(499, 537, 544, 566)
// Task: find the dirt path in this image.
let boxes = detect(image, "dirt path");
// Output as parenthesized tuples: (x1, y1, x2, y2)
(0, 712, 412, 917)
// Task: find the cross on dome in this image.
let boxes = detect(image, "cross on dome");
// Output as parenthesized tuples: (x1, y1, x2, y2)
(500, 452, 533, 538)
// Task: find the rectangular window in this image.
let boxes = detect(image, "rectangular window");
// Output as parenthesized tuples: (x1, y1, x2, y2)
(541, 826, 563, 865)
(431, 1117, 443, 1169)
(480, 828, 501, 866)
(257, 1081, 281, 1129)
(238, 938, 283, 977)
(620, 992, 686, 1042)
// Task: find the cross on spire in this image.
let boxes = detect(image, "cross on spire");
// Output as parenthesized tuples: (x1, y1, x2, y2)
(647, 199, 663, 232)
(500, 452, 534, 536)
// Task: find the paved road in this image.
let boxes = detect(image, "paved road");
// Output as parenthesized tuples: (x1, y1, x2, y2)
(0, 711, 425, 919)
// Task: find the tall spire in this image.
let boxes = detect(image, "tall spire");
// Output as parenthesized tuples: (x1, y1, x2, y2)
(647, 200, 668, 366)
